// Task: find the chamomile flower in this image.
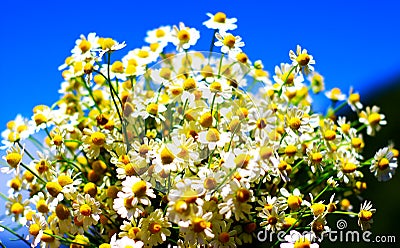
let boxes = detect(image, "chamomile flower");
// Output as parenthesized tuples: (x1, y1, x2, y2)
(273, 63, 304, 88)
(145, 25, 172, 45)
(81, 128, 113, 159)
(209, 221, 237, 248)
(289, 45, 315, 75)
(347, 87, 363, 112)
(120, 176, 156, 205)
(2, 144, 24, 175)
(259, 206, 285, 232)
(97, 37, 126, 58)
(72, 193, 101, 230)
(358, 201, 376, 231)
(214, 31, 244, 57)
(71, 32, 99, 60)
(5, 193, 30, 222)
(139, 209, 172, 247)
(370, 147, 397, 182)
(325, 87, 346, 101)
(280, 230, 319, 248)
(359, 106, 387, 136)
(203, 12, 237, 31)
(171, 22, 200, 51)
(198, 128, 230, 150)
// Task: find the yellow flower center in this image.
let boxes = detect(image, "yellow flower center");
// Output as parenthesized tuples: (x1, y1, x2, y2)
(52, 134, 63, 146)
(256, 118, 267, 129)
(206, 128, 220, 142)
(289, 117, 301, 130)
(236, 52, 248, 64)
(94, 74, 106, 85)
(58, 175, 73, 187)
(324, 130, 336, 141)
(285, 145, 297, 157)
(124, 163, 136, 176)
(311, 203, 326, 216)
(56, 203, 70, 220)
(41, 229, 55, 243)
(91, 131, 106, 146)
(341, 123, 350, 134)
(210, 81, 222, 92)
(79, 40, 91, 53)
(368, 113, 381, 125)
(183, 78, 196, 90)
(84, 63, 93, 74)
(278, 161, 288, 171)
(236, 107, 248, 119)
(236, 188, 251, 202)
(294, 237, 311, 248)
(99, 37, 115, 50)
(342, 162, 357, 173)
(213, 12, 227, 23)
(296, 53, 311, 67)
(283, 217, 297, 229)
(234, 154, 250, 168)
(139, 144, 150, 157)
(160, 147, 175, 165)
(359, 210, 373, 221)
(218, 232, 230, 243)
(244, 222, 257, 233)
(146, 103, 159, 115)
(136, 49, 148, 58)
(10, 178, 21, 190)
(174, 200, 188, 214)
(84, 182, 98, 197)
(351, 137, 362, 148)
(125, 64, 137, 75)
(349, 93, 360, 103)
(311, 152, 323, 164)
(17, 124, 28, 133)
(79, 204, 92, 216)
(199, 112, 213, 128)
(124, 197, 135, 209)
(29, 223, 41, 236)
(36, 159, 49, 173)
(281, 71, 295, 86)
(46, 182, 63, 197)
(149, 222, 162, 234)
(268, 216, 278, 225)
(92, 160, 107, 174)
(6, 153, 22, 168)
(193, 217, 209, 233)
(204, 177, 217, 190)
(177, 29, 190, 43)
(128, 227, 140, 239)
(287, 195, 302, 210)
(107, 185, 119, 199)
(34, 113, 47, 126)
(223, 34, 236, 48)
(111, 61, 124, 73)
(155, 28, 165, 38)
(201, 64, 214, 78)
(378, 157, 389, 170)
(132, 180, 147, 197)
(37, 199, 49, 213)
(330, 88, 342, 100)
(11, 202, 24, 215)
(264, 203, 273, 212)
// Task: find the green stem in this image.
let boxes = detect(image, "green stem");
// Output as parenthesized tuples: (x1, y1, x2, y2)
(313, 185, 329, 203)
(21, 162, 46, 184)
(0, 224, 31, 247)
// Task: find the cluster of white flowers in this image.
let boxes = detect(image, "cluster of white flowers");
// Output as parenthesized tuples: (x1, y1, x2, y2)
(0, 11, 397, 248)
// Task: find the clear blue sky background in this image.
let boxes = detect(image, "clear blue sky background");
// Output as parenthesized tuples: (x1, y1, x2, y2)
(1, 0, 400, 246)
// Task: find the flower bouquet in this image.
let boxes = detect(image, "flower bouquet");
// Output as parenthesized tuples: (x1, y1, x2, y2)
(0, 11, 398, 248)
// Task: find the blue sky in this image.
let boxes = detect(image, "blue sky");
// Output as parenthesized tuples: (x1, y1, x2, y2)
(1, 0, 400, 246)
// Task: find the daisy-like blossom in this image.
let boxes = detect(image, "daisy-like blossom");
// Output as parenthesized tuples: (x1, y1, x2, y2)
(120, 176, 156, 205)
(72, 193, 101, 230)
(325, 87, 346, 101)
(144, 25, 172, 45)
(370, 147, 398, 181)
(70, 32, 99, 60)
(139, 209, 172, 247)
(308, 71, 325, 94)
(81, 128, 113, 159)
(280, 230, 319, 248)
(203, 12, 237, 31)
(5, 193, 30, 222)
(289, 45, 315, 75)
(259, 206, 285, 232)
(273, 63, 304, 89)
(219, 179, 253, 221)
(335, 151, 362, 184)
(180, 212, 214, 246)
(2, 144, 24, 175)
(198, 128, 230, 150)
(359, 105, 387, 136)
(214, 31, 244, 57)
(358, 201, 376, 231)
(278, 188, 308, 212)
(171, 22, 200, 51)
(97, 37, 126, 58)
(347, 87, 363, 112)
(209, 221, 237, 248)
